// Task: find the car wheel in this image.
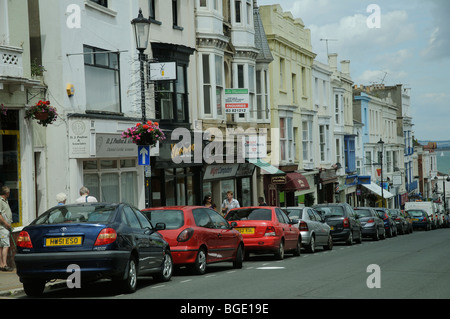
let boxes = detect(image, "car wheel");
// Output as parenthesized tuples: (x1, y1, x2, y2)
(373, 228, 379, 241)
(323, 234, 333, 250)
(154, 250, 173, 282)
(23, 280, 46, 297)
(233, 244, 244, 269)
(120, 256, 138, 294)
(293, 237, 301, 256)
(307, 235, 316, 253)
(356, 229, 362, 244)
(346, 231, 353, 245)
(275, 240, 285, 260)
(191, 247, 207, 275)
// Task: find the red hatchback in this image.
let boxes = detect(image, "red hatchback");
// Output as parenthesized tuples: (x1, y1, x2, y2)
(142, 206, 244, 275)
(225, 207, 301, 260)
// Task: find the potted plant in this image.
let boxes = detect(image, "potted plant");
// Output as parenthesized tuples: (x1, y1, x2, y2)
(31, 58, 46, 77)
(121, 121, 166, 146)
(25, 100, 58, 127)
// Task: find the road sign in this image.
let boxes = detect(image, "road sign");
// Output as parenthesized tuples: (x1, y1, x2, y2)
(138, 146, 150, 166)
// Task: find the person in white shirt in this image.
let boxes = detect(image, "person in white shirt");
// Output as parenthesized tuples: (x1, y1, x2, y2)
(221, 191, 240, 215)
(75, 186, 98, 203)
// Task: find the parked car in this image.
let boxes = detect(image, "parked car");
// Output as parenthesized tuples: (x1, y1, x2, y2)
(404, 201, 437, 229)
(389, 209, 409, 234)
(354, 207, 386, 240)
(142, 206, 244, 275)
(373, 208, 397, 237)
(225, 207, 301, 260)
(401, 210, 414, 234)
(15, 203, 173, 297)
(312, 203, 362, 245)
(407, 209, 431, 231)
(285, 206, 333, 252)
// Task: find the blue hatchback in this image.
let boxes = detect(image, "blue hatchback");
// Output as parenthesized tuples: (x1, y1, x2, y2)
(15, 203, 173, 297)
(407, 209, 431, 231)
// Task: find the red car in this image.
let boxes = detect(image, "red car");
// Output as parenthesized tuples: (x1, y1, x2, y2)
(142, 206, 244, 275)
(225, 206, 301, 260)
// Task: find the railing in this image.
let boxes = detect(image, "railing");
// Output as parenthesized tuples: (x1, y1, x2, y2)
(0, 44, 23, 78)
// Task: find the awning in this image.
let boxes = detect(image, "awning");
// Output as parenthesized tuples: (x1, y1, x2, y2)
(248, 159, 285, 175)
(362, 182, 394, 199)
(282, 172, 310, 192)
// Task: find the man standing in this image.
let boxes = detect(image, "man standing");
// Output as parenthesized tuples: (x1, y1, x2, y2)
(75, 186, 98, 203)
(0, 186, 13, 271)
(221, 191, 240, 215)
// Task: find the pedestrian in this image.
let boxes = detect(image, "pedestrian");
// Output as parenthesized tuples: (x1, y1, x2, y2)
(258, 196, 268, 206)
(0, 186, 13, 271)
(221, 191, 240, 215)
(56, 192, 67, 205)
(75, 186, 98, 203)
(203, 195, 217, 212)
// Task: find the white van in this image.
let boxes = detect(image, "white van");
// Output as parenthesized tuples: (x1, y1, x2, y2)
(405, 201, 437, 229)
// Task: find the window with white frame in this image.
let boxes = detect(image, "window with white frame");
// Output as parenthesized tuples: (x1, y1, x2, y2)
(215, 55, 224, 116)
(335, 138, 342, 166)
(302, 120, 313, 163)
(246, 0, 252, 26)
(256, 69, 269, 121)
(319, 124, 329, 162)
(202, 54, 212, 115)
(201, 53, 225, 118)
(235, 0, 242, 23)
(280, 116, 294, 163)
(84, 45, 120, 113)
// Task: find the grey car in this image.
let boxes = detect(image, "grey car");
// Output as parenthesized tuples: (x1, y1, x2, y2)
(354, 207, 386, 240)
(285, 207, 333, 253)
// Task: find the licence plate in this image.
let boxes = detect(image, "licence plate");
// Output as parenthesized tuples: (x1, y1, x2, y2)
(45, 236, 82, 247)
(236, 227, 255, 235)
(330, 226, 334, 230)
(412, 218, 419, 221)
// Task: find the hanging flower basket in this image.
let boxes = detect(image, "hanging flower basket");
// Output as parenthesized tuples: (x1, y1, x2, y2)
(25, 100, 58, 127)
(121, 121, 166, 147)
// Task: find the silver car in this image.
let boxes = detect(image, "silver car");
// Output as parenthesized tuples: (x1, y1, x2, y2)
(285, 207, 333, 253)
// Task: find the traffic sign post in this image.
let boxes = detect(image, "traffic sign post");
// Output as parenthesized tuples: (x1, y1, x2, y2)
(138, 145, 152, 208)
(138, 145, 150, 166)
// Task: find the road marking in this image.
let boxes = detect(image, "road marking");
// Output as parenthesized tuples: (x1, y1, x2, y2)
(205, 274, 216, 278)
(152, 285, 165, 289)
(181, 279, 192, 283)
(256, 267, 285, 270)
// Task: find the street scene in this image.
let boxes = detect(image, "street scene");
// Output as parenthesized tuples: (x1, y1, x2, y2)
(1, 0, 450, 306)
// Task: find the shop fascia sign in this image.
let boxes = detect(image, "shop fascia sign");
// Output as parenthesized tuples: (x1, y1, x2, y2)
(225, 89, 249, 114)
(148, 62, 177, 81)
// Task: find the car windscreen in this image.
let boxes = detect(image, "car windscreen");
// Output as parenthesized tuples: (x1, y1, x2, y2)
(225, 208, 272, 221)
(144, 210, 184, 229)
(355, 209, 372, 217)
(315, 206, 344, 217)
(33, 205, 116, 225)
(408, 210, 426, 217)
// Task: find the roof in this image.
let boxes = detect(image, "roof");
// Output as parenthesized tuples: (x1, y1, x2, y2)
(253, 3, 273, 63)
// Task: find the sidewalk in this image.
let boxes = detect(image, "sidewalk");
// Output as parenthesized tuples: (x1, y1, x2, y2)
(0, 269, 24, 297)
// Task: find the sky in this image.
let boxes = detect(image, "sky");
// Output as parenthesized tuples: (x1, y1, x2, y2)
(256, 0, 450, 141)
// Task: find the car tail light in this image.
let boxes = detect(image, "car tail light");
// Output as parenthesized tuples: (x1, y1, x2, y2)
(367, 219, 375, 223)
(94, 228, 117, 246)
(395, 217, 401, 221)
(177, 228, 194, 242)
(423, 216, 427, 221)
(17, 231, 33, 248)
(264, 226, 276, 236)
(299, 221, 308, 231)
(343, 217, 350, 228)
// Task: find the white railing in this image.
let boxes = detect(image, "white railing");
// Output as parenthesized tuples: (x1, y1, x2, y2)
(0, 44, 23, 78)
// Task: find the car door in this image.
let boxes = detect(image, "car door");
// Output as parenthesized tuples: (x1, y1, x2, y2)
(276, 208, 297, 250)
(192, 208, 222, 262)
(122, 205, 156, 271)
(310, 208, 328, 245)
(206, 209, 238, 260)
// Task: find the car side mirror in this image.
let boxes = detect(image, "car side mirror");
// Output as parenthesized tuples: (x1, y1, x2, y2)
(155, 223, 166, 231)
(289, 219, 299, 224)
(230, 221, 238, 228)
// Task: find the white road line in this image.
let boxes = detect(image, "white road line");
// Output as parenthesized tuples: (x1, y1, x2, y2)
(152, 285, 165, 289)
(180, 279, 192, 283)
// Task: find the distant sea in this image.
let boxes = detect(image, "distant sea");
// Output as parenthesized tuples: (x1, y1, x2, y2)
(437, 150, 450, 174)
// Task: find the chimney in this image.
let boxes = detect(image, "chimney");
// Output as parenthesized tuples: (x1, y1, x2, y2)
(340, 60, 350, 75)
(328, 53, 337, 71)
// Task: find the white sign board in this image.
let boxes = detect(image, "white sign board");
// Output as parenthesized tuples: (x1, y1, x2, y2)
(149, 62, 177, 81)
(243, 135, 267, 159)
(225, 89, 249, 114)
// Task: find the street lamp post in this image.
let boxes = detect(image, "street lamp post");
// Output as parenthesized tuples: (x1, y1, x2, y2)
(132, 9, 151, 207)
(378, 138, 385, 208)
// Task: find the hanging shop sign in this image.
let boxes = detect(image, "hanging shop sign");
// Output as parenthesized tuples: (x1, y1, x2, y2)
(225, 89, 249, 114)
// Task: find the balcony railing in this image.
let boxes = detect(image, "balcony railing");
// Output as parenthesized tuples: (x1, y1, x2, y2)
(0, 45, 23, 78)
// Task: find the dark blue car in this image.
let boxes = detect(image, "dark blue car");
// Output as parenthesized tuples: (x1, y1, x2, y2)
(407, 209, 431, 231)
(15, 202, 173, 297)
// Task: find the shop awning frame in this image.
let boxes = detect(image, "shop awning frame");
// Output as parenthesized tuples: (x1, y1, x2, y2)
(248, 159, 285, 175)
(362, 182, 394, 199)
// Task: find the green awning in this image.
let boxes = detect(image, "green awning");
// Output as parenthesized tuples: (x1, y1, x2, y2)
(248, 159, 285, 175)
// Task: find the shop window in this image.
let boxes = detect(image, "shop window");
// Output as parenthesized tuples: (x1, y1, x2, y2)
(82, 159, 138, 206)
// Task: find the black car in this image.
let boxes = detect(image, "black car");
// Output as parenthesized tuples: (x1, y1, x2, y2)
(15, 202, 173, 297)
(313, 203, 362, 245)
(354, 207, 386, 240)
(389, 209, 410, 234)
(374, 208, 397, 237)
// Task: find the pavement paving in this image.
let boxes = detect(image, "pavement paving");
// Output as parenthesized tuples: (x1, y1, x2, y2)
(0, 268, 24, 297)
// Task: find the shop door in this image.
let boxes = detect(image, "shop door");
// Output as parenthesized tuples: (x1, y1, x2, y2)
(0, 130, 21, 226)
